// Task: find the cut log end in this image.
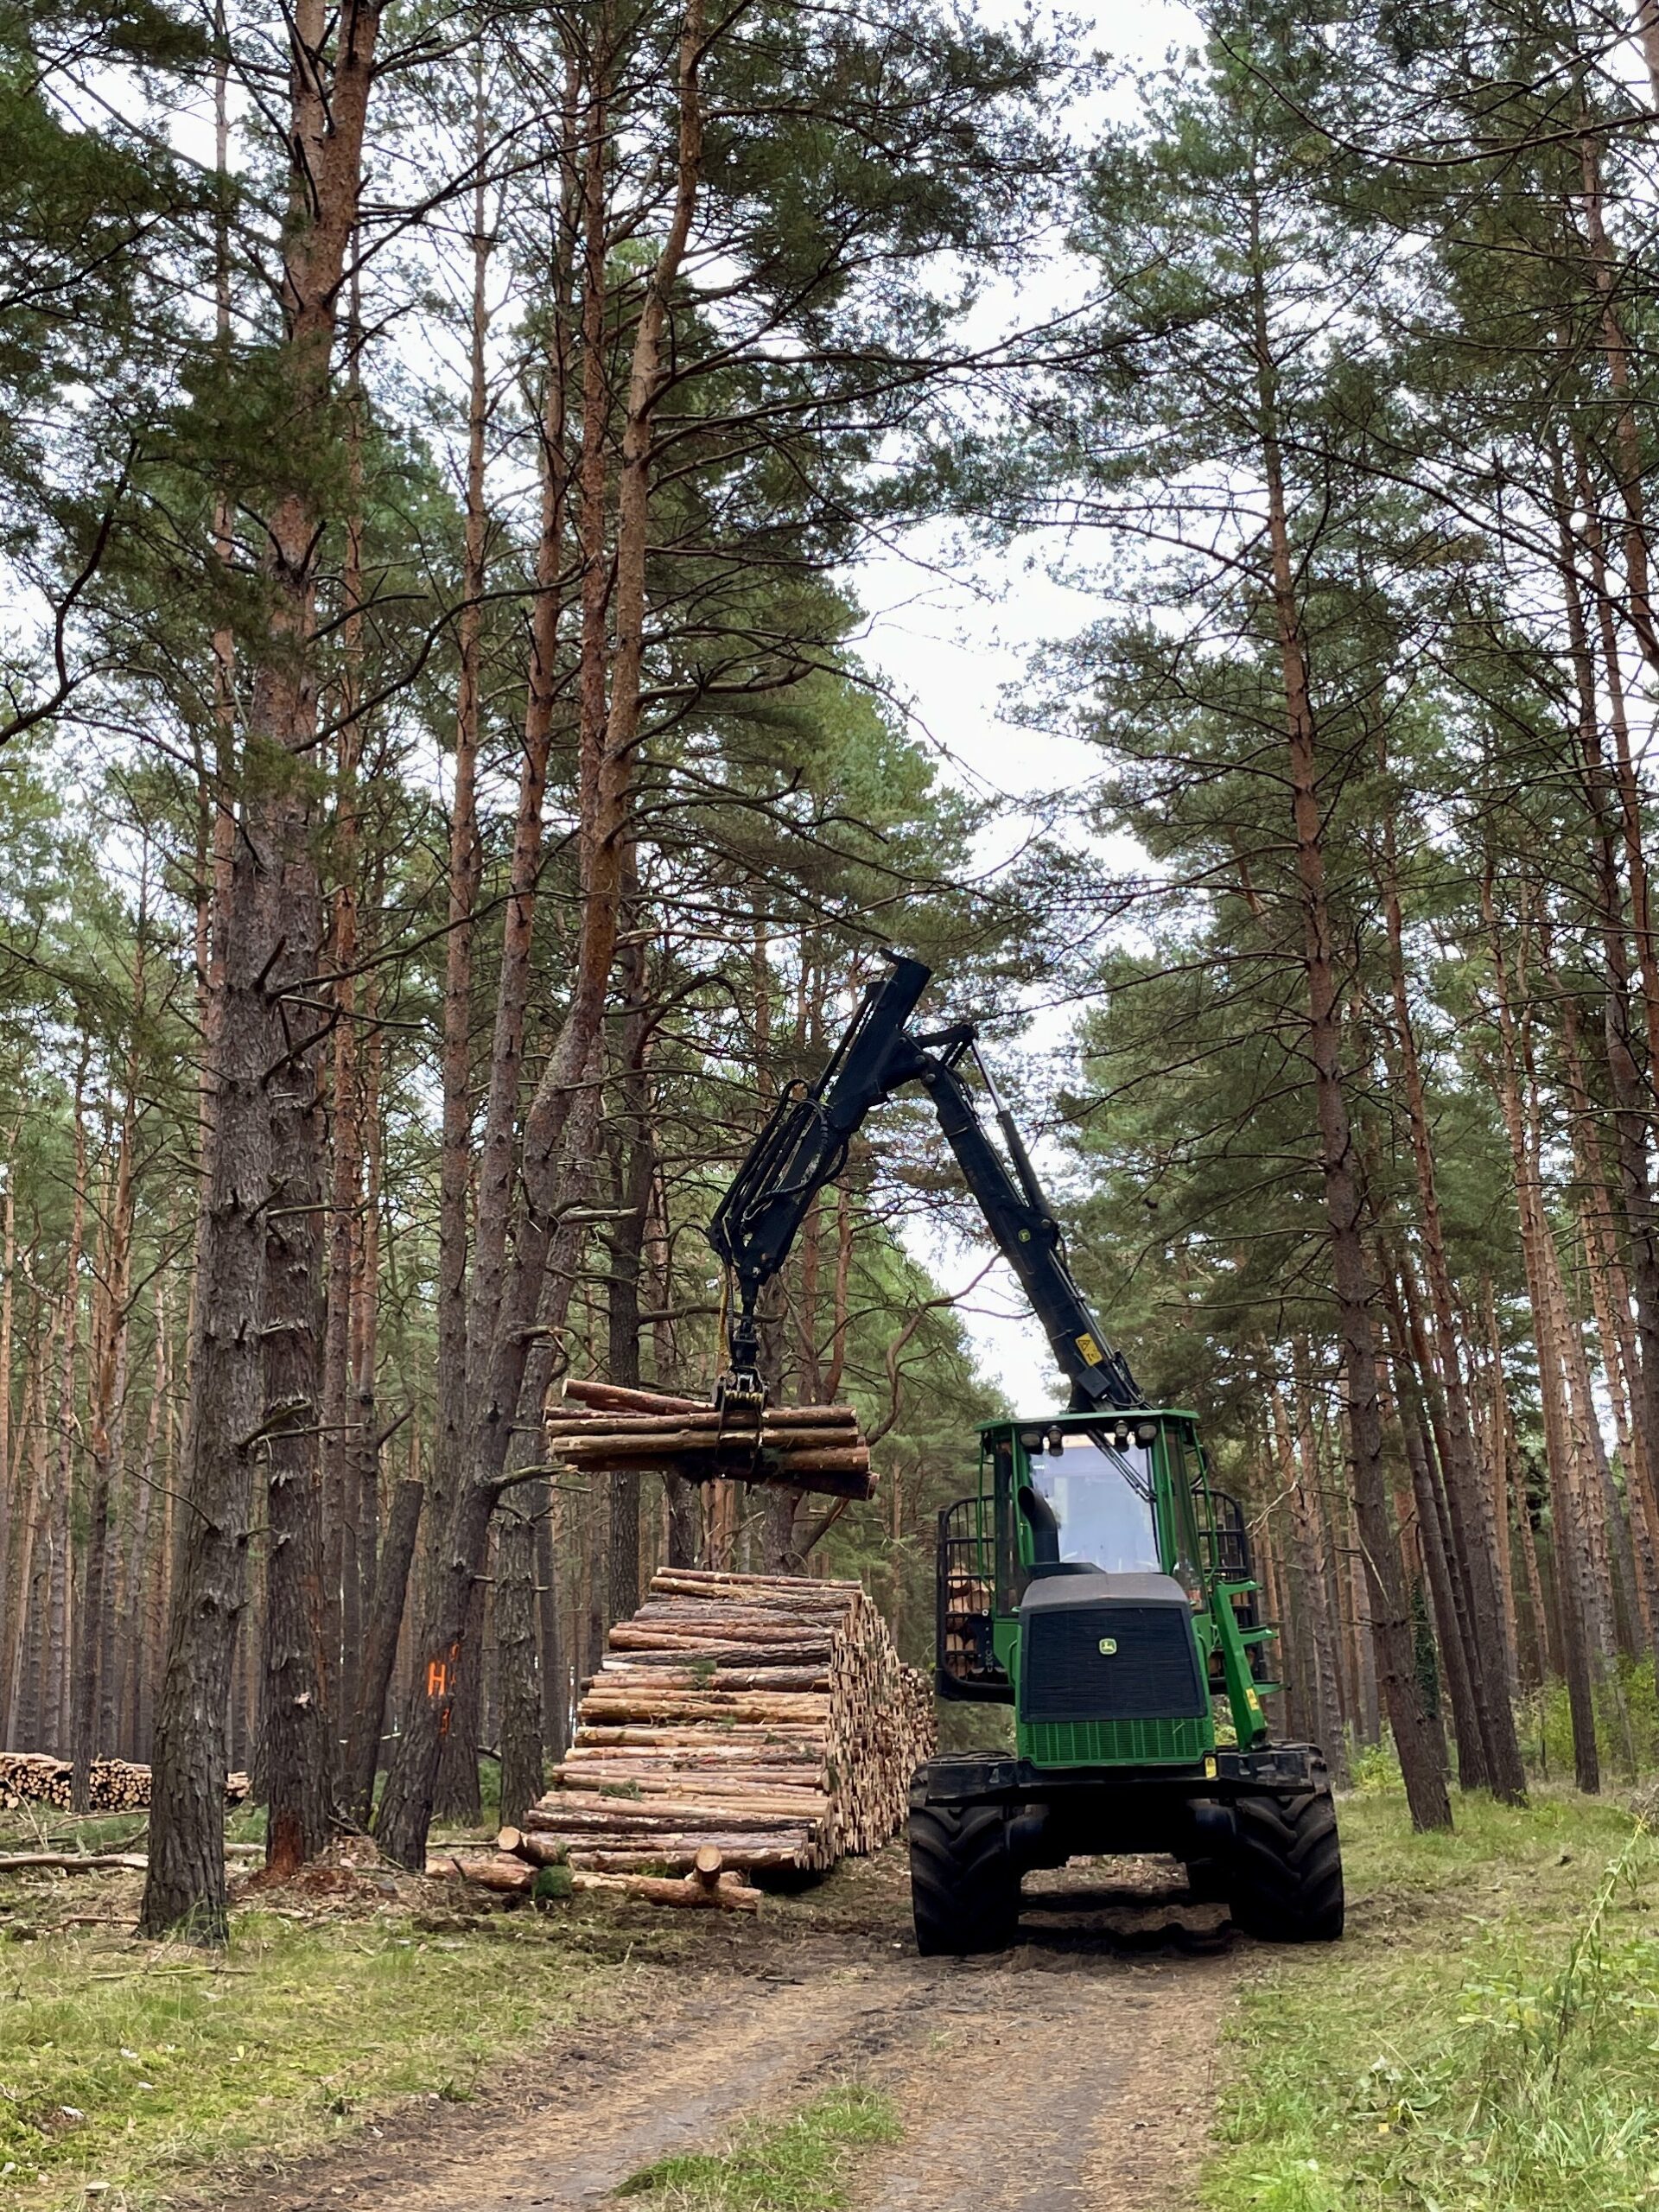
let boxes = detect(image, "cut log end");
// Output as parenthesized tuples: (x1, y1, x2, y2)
(509, 1562, 938, 1901)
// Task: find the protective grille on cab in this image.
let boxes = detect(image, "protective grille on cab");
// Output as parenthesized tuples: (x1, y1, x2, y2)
(1020, 1605, 1206, 1723)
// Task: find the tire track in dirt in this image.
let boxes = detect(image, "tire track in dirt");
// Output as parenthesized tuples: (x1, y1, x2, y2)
(851, 1867, 1236, 2212)
(235, 1858, 1239, 2212)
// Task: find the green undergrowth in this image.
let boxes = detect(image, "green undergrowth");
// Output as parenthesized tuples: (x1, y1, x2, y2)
(1205, 1786, 1659, 2212)
(619, 2087, 900, 2212)
(0, 1888, 637, 2211)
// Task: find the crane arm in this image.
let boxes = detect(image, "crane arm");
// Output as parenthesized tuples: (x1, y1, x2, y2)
(707, 954, 1141, 1412)
(906, 1028, 1141, 1411)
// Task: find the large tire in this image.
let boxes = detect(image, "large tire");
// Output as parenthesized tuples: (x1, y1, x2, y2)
(909, 1802, 1020, 1956)
(1228, 1788, 1344, 1942)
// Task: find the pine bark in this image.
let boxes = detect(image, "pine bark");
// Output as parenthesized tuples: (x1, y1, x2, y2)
(343, 1475, 422, 1823)
(429, 54, 579, 1825)
(1482, 880, 1601, 1794)
(432, 54, 492, 1755)
(1249, 201, 1448, 1828)
(1378, 796, 1525, 1798)
(376, 4, 705, 1871)
(141, 0, 383, 1938)
(73, 963, 143, 1808)
(605, 866, 652, 1625)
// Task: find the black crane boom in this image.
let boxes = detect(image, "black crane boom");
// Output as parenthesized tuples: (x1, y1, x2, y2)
(707, 954, 1141, 1412)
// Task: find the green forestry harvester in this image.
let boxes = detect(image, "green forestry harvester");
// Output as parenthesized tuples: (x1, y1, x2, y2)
(709, 954, 1343, 1955)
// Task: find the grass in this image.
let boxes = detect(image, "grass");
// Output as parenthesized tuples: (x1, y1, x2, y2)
(0, 1877, 639, 2211)
(618, 2087, 901, 2211)
(1204, 1783, 1659, 2212)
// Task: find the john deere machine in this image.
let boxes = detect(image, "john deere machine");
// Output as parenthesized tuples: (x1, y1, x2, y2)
(709, 953, 1342, 1955)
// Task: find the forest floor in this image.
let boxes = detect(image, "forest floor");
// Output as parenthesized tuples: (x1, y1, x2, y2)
(3, 1783, 1656, 2212)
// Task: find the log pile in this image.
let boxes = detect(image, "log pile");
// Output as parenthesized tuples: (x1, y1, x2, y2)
(428, 1837, 763, 1913)
(546, 1379, 876, 1502)
(0, 1753, 252, 1813)
(516, 1566, 936, 1878)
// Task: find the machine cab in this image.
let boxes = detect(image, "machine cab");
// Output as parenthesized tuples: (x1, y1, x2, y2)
(937, 1410, 1277, 1765)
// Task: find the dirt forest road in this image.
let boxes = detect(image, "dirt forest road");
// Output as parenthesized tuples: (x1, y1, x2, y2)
(232, 1854, 1243, 2212)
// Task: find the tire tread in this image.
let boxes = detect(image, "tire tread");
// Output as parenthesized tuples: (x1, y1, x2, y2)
(910, 1802, 1020, 1955)
(1228, 1788, 1343, 1942)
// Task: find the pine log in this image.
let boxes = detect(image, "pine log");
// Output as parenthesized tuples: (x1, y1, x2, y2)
(564, 1846, 803, 1873)
(561, 1378, 708, 1415)
(545, 1413, 857, 1440)
(0, 1754, 251, 1814)
(569, 1868, 760, 1912)
(543, 1387, 874, 1503)
(497, 1827, 568, 1867)
(524, 1567, 935, 1881)
(693, 1844, 724, 1887)
(424, 1851, 536, 1894)
(0, 1851, 152, 1872)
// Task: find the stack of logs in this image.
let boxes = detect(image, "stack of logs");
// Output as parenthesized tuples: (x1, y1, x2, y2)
(546, 1379, 876, 1500)
(428, 1838, 767, 1914)
(0, 1753, 252, 1813)
(518, 1566, 935, 1878)
(432, 1567, 934, 1910)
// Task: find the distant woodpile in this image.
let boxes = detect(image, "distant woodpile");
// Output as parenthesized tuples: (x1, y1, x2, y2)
(0, 1753, 252, 1814)
(511, 1565, 935, 1878)
(547, 1379, 876, 1500)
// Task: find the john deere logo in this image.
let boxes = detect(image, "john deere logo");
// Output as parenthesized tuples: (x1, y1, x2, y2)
(1096, 1636, 1118, 1656)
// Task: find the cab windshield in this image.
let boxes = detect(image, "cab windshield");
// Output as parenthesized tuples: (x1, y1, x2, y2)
(1029, 1431, 1162, 1573)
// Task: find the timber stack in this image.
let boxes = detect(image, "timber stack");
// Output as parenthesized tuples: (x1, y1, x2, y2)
(546, 1378, 875, 1501)
(0, 1752, 253, 1812)
(512, 1567, 936, 1878)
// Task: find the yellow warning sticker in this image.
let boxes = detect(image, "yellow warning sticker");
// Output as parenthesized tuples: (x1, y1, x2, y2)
(1076, 1332, 1103, 1365)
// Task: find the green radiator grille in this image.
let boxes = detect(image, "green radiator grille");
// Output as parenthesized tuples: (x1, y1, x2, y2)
(1021, 1714, 1213, 1767)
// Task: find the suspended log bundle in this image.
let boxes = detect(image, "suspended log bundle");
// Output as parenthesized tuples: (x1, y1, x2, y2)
(0, 1753, 252, 1813)
(546, 1378, 876, 1501)
(519, 1567, 936, 1877)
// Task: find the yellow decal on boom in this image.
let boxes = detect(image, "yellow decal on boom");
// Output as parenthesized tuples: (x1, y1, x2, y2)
(1076, 1332, 1104, 1365)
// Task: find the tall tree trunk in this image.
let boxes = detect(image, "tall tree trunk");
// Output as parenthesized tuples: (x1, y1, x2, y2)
(1557, 992, 1659, 1642)
(376, 3, 705, 1872)
(1554, 449, 1659, 1673)
(1482, 880, 1601, 1794)
(494, 1489, 543, 1829)
(1378, 787, 1525, 1798)
(73, 937, 145, 1808)
(321, 314, 365, 1738)
(0, 1116, 16, 1613)
(3, 1355, 45, 1748)
(604, 859, 652, 1624)
(1385, 1318, 1484, 1790)
(432, 48, 492, 1761)
(1248, 203, 1448, 1828)
(118, 1290, 167, 1758)
(351, 948, 382, 1649)
(142, 0, 383, 1938)
(535, 1496, 566, 1758)
(432, 56, 579, 1827)
(343, 1475, 422, 1823)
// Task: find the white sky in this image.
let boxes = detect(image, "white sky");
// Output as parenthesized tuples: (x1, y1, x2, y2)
(857, 0, 1199, 1410)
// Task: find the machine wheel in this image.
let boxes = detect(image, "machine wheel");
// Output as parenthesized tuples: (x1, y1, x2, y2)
(909, 1802, 1020, 1955)
(1228, 1788, 1344, 1942)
